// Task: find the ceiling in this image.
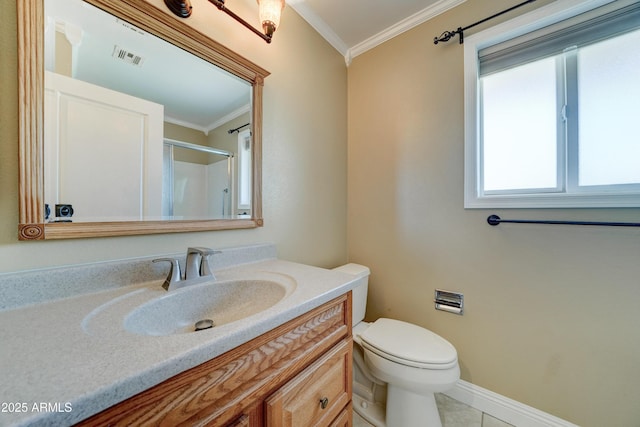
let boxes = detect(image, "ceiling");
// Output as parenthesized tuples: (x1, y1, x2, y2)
(286, 0, 466, 63)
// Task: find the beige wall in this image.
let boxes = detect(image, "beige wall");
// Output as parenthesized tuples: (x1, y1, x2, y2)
(0, 0, 347, 272)
(348, 1, 640, 426)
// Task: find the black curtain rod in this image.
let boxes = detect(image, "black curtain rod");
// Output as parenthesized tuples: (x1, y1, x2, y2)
(434, 0, 537, 45)
(228, 123, 250, 134)
(487, 214, 640, 228)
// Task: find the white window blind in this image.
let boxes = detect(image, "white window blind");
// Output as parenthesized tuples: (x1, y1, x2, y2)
(478, 2, 640, 77)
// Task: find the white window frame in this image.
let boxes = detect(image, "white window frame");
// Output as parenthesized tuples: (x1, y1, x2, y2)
(463, 0, 640, 208)
(237, 128, 252, 211)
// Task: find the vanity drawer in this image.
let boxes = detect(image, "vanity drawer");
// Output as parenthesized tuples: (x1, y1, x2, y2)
(265, 339, 352, 427)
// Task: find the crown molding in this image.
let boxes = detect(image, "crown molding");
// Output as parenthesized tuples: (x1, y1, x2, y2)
(288, 0, 466, 66)
(206, 104, 251, 134)
(347, 0, 466, 62)
(164, 104, 250, 136)
(286, 0, 349, 58)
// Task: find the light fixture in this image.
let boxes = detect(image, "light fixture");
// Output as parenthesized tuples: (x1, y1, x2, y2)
(164, 0, 284, 44)
(257, 0, 284, 39)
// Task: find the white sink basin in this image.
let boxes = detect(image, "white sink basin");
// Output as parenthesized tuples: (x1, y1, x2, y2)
(123, 278, 293, 336)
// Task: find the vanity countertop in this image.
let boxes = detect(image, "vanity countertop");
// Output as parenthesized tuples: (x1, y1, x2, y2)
(0, 258, 358, 427)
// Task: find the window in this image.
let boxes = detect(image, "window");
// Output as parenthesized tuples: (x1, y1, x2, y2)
(237, 129, 252, 211)
(464, 0, 640, 208)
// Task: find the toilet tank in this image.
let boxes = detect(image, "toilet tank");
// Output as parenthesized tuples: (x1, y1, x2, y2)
(332, 263, 370, 326)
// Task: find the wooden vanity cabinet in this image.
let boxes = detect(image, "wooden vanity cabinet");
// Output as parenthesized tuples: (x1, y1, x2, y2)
(77, 293, 352, 427)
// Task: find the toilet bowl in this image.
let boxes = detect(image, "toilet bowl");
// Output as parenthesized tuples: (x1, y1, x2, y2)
(333, 264, 460, 427)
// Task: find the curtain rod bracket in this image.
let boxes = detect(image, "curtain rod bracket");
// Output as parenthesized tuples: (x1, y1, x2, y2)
(433, 27, 463, 45)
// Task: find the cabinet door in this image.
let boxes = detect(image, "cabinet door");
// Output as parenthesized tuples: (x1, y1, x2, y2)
(225, 414, 249, 427)
(328, 403, 352, 427)
(265, 339, 352, 427)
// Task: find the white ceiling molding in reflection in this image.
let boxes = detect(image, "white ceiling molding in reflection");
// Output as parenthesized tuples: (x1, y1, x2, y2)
(165, 103, 251, 136)
(54, 20, 84, 76)
(206, 104, 252, 135)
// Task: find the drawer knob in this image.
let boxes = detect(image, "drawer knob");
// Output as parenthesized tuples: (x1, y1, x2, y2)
(319, 397, 329, 409)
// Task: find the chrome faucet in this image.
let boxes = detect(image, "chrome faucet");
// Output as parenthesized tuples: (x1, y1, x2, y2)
(153, 247, 220, 291)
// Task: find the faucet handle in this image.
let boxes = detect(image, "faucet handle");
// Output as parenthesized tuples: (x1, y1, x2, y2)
(187, 247, 219, 256)
(153, 258, 182, 291)
(186, 247, 221, 278)
(187, 247, 221, 277)
(189, 247, 221, 277)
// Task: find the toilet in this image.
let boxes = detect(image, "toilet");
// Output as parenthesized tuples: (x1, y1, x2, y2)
(333, 264, 460, 427)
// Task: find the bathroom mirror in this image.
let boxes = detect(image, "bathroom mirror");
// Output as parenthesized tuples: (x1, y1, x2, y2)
(17, 0, 269, 240)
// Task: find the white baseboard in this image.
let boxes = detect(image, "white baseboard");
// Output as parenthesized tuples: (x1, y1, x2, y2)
(443, 380, 580, 427)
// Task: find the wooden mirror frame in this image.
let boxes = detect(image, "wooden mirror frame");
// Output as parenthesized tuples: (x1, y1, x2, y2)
(17, 0, 269, 240)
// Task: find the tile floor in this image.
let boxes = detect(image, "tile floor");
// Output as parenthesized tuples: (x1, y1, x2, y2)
(353, 393, 514, 427)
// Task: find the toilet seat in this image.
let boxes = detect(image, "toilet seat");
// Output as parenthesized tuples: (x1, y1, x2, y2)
(359, 318, 458, 370)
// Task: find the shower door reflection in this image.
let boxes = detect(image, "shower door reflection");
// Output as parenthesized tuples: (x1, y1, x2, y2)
(163, 139, 234, 219)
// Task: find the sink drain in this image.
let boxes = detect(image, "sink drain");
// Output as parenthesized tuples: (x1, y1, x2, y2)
(194, 319, 214, 331)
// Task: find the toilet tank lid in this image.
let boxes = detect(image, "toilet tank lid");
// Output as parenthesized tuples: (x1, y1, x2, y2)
(332, 263, 370, 278)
